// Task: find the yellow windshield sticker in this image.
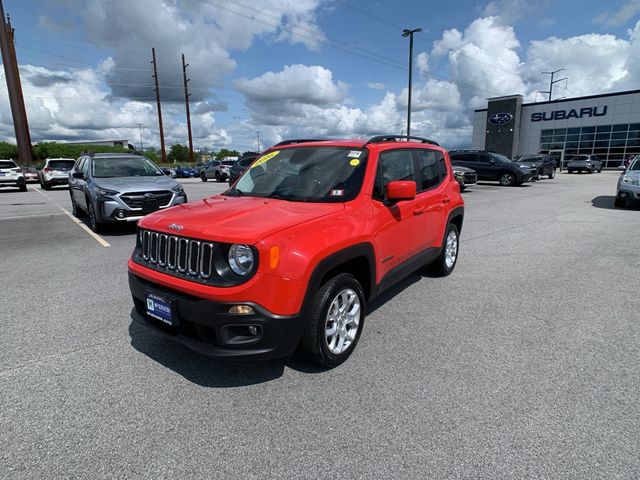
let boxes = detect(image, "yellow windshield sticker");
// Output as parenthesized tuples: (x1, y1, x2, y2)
(251, 150, 280, 168)
(349, 158, 360, 167)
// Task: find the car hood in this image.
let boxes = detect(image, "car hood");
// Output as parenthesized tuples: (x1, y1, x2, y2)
(452, 166, 475, 173)
(94, 176, 178, 192)
(140, 195, 345, 243)
(515, 161, 540, 167)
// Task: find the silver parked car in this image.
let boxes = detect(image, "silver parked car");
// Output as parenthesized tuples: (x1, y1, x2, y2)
(616, 155, 640, 208)
(566, 154, 603, 174)
(68, 153, 187, 232)
(200, 159, 237, 182)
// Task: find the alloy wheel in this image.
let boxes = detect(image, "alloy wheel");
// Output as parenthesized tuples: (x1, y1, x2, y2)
(324, 288, 361, 355)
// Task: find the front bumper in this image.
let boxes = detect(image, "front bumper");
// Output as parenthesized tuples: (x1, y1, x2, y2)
(98, 192, 188, 223)
(617, 184, 640, 202)
(129, 272, 305, 359)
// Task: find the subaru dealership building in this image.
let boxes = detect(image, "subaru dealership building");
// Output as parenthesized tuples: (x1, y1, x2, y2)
(471, 89, 640, 168)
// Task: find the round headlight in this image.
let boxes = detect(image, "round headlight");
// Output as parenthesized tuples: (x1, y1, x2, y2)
(228, 244, 254, 276)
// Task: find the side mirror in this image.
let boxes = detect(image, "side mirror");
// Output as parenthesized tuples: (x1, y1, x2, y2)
(618, 165, 627, 173)
(386, 180, 416, 202)
(72, 172, 84, 179)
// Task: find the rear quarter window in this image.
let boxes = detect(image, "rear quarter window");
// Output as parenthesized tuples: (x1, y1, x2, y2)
(0, 160, 17, 169)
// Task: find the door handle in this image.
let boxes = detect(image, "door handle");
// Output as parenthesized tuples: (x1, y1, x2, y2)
(413, 207, 426, 216)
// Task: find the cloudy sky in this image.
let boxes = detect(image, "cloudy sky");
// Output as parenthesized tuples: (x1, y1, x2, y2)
(1, 0, 640, 153)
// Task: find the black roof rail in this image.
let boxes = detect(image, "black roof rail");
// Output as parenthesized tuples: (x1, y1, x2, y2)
(366, 135, 439, 146)
(272, 139, 327, 147)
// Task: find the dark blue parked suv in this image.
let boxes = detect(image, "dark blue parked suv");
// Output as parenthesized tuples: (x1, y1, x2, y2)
(449, 150, 533, 186)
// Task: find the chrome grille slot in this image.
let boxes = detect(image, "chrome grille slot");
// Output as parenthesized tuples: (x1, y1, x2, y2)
(149, 232, 159, 263)
(158, 234, 168, 266)
(200, 243, 213, 279)
(167, 236, 177, 269)
(142, 230, 150, 260)
(177, 237, 189, 272)
(188, 240, 200, 275)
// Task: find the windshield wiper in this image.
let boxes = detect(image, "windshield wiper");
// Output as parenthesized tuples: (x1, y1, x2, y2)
(226, 187, 245, 197)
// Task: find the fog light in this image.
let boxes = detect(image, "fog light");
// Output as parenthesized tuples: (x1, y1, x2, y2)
(248, 326, 258, 336)
(117, 210, 125, 218)
(619, 192, 628, 198)
(229, 305, 254, 315)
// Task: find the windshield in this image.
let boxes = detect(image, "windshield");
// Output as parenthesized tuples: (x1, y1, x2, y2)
(571, 155, 588, 161)
(49, 160, 75, 170)
(629, 157, 640, 170)
(492, 153, 512, 163)
(227, 147, 368, 203)
(92, 156, 163, 178)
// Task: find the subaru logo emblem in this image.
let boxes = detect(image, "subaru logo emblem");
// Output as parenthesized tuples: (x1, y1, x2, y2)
(143, 193, 155, 201)
(488, 113, 513, 125)
(168, 223, 183, 231)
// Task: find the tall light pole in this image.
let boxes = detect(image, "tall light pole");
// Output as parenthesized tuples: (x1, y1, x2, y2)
(137, 123, 143, 151)
(402, 27, 421, 138)
(541, 68, 567, 101)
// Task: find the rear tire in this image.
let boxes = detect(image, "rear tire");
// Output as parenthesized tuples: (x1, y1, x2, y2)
(426, 223, 459, 277)
(215, 172, 221, 182)
(299, 273, 365, 369)
(200, 172, 207, 182)
(43, 182, 51, 190)
(568, 169, 574, 174)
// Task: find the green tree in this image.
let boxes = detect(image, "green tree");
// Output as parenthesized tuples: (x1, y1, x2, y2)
(167, 144, 189, 165)
(215, 148, 240, 160)
(0, 141, 19, 160)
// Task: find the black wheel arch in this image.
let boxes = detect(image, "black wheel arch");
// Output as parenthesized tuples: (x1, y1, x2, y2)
(302, 243, 377, 309)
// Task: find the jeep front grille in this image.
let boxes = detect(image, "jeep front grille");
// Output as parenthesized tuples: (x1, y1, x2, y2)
(140, 229, 214, 279)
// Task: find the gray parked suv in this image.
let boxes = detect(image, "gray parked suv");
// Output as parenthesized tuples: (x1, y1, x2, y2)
(68, 153, 187, 232)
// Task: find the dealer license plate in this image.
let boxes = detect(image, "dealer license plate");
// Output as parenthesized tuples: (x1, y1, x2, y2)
(145, 293, 176, 325)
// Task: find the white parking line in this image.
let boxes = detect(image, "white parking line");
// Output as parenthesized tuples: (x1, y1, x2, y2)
(31, 186, 111, 247)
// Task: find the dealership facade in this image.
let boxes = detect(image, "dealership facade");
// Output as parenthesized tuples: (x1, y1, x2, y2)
(471, 89, 640, 168)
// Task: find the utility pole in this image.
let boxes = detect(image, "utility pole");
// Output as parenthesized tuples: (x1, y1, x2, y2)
(137, 123, 143, 151)
(540, 68, 567, 101)
(402, 27, 422, 138)
(0, 1, 33, 163)
(182, 53, 194, 164)
(256, 131, 261, 151)
(151, 48, 167, 163)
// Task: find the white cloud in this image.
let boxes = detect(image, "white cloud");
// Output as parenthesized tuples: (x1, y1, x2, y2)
(482, 0, 551, 24)
(432, 17, 526, 108)
(367, 82, 386, 90)
(594, 0, 640, 27)
(416, 52, 429, 76)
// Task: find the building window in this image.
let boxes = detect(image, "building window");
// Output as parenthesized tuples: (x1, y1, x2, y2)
(538, 122, 640, 168)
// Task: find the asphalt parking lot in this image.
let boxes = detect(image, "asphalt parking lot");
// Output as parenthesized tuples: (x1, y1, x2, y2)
(1, 172, 639, 479)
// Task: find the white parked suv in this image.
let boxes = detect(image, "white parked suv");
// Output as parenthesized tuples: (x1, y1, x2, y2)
(38, 157, 76, 190)
(200, 159, 237, 182)
(0, 159, 27, 192)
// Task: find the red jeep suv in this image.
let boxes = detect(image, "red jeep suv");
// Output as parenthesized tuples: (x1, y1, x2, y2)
(128, 136, 464, 367)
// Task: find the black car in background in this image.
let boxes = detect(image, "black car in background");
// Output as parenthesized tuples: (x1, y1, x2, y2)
(449, 150, 533, 186)
(228, 153, 259, 184)
(513, 154, 556, 179)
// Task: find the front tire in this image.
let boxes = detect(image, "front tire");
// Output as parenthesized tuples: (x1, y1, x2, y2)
(215, 172, 221, 182)
(548, 169, 556, 179)
(499, 172, 515, 186)
(200, 172, 207, 182)
(299, 273, 365, 369)
(426, 223, 459, 277)
(87, 200, 103, 233)
(70, 193, 80, 217)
